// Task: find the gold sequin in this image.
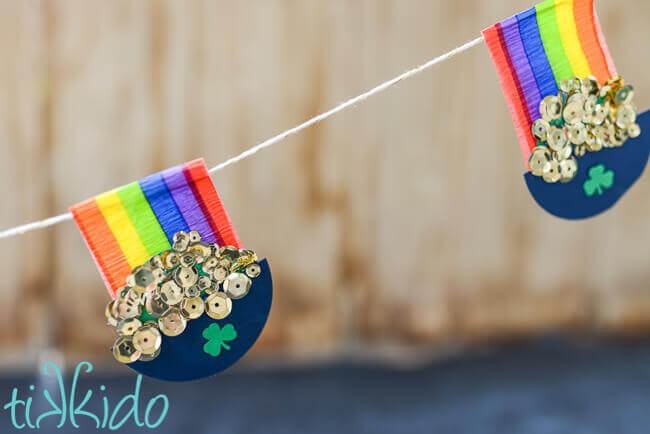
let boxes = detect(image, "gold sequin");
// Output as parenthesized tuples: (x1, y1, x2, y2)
(149, 254, 164, 269)
(117, 318, 142, 336)
(567, 93, 585, 108)
(612, 129, 627, 147)
(616, 104, 636, 129)
(129, 284, 146, 296)
(174, 266, 199, 289)
(116, 286, 130, 302)
(181, 297, 205, 320)
(172, 231, 190, 252)
(130, 265, 154, 288)
(218, 246, 240, 262)
(567, 123, 587, 145)
(160, 280, 184, 305)
(158, 307, 187, 337)
(582, 76, 599, 95)
(232, 251, 258, 272)
(593, 104, 608, 125)
(184, 285, 201, 298)
(563, 101, 584, 125)
(126, 288, 145, 304)
(152, 268, 167, 284)
(117, 300, 141, 319)
(113, 336, 141, 364)
(628, 123, 641, 138)
(161, 250, 179, 270)
(212, 266, 229, 283)
(197, 275, 213, 292)
(189, 242, 211, 262)
(145, 294, 169, 318)
(223, 273, 252, 299)
(542, 160, 561, 183)
(547, 127, 568, 152)
(570, 76, 582, 92)
(139, 347, 161, 362)
(238, 249, 259, 264)
(540, 96, 563, 122)
(189, 231, 202, 243)
(202, 256, 219, 273)
(587, 136, 603, 152)
(245, 263, 262, 279)
(528, 147, 552, 177)
(218, 258, 232, 269)
(105, 300, 119, 327)
(180, 252, 196, 268)
(553, 145, 572, 161)
(559, 79, 573, 94)
(205, 292, 232, 320)
(133, 326, 162, 356)
(559, 158, 578, 183)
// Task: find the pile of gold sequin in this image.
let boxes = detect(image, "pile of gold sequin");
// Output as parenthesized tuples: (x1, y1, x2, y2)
(529, 75, 640, 183)
(105, 230, 261, 364)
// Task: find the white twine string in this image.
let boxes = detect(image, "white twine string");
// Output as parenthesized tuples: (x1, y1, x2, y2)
(0, 213, 73, 240)
(0, 35, 484, 241)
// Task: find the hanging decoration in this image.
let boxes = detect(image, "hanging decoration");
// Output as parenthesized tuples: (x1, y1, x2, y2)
(483, 0, 650, 219)
(0, 0, 646, 384)
(70, 159, 273, 381)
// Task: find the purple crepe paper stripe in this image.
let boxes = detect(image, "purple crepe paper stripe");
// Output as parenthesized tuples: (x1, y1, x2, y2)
(501, 16, 542, 121)
(162, 164, 216, 243)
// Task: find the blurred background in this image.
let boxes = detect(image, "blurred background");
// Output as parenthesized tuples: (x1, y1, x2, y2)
(1, 0, 650, 432)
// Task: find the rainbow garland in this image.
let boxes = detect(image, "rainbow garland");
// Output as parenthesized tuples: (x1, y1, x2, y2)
(71, 159, 242, 297)
(483, 0, 617, 164)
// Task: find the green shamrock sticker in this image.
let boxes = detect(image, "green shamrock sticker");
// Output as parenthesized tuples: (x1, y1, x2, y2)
(202, 323, 237, 357)
(583, 164, 614, 197)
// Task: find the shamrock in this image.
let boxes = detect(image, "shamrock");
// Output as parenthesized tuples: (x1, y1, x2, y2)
(202, 323, 237, 357)
(583, 164, 614, 197)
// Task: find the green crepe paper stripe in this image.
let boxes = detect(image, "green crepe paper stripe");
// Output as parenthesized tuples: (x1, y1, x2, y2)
(535, 0, 574, 86)
(116, 181, 171, 257)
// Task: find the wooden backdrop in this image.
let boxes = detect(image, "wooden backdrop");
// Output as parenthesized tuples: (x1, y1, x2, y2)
(0, 0, 649, 367)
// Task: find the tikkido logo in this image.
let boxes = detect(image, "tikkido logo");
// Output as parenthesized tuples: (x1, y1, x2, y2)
(2, 362, 169, 430)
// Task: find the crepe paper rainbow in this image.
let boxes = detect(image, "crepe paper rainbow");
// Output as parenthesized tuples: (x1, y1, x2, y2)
(483, 0, 617, 165)
(71, 158, 243, 297)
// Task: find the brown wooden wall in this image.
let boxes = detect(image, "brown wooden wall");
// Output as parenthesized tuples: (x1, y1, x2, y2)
(0, 0, 649, 365)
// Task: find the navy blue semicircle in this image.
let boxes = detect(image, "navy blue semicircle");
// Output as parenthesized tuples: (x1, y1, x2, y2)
(127, 258, 273, 382)
(525, 110, 650, 220)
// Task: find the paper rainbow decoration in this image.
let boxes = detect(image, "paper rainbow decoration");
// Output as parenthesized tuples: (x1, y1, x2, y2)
(482, 0, 650, 220)
(70, 158, 242, 297)
(482, 0, 617, 163)
(71, 158, 274, 381)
